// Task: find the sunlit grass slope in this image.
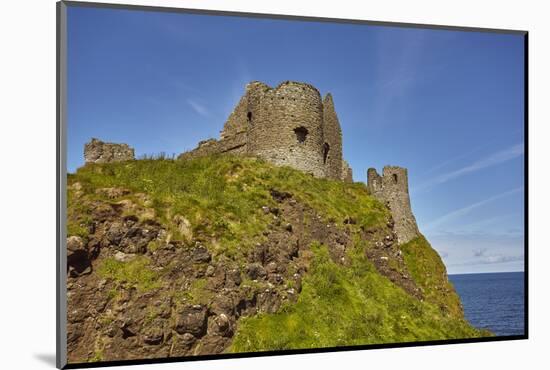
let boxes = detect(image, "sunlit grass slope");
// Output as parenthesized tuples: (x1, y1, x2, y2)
(68, 155, 489, 353)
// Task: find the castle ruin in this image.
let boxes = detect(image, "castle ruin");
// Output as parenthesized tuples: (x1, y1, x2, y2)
(367, 166, 420, 244)
(84, 138, 135, 164)
(178, 81, 353, 182)
(82, 81, 420, 245)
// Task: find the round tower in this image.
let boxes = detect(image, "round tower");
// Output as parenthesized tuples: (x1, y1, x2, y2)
(246, 81, 326, 177)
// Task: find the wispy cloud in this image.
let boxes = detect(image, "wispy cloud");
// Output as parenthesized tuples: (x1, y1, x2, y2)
(459, 213, 516, 231)
(449, 253, 523, 267)
(186, 99, 210, 117)
(475, 254, 523, 265)
(423, 128, 523, 176)
(414, 143, 524, 192)
(423, 143, 488, 176)
(424, 187, 524, 231)
(370, 30, 428, 126)
(471, 247, 523, 264)
(473, 248, 487, 257)
(471, 249, 523, 265)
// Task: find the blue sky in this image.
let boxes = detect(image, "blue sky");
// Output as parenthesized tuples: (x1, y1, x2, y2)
(66, 6, 525, 274)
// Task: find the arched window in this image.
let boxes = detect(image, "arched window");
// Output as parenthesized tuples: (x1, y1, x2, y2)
(323, 143, 330, 164)
(392, 174, 398, 184)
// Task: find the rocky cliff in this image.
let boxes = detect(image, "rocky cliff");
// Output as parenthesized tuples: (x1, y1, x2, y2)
(66, 155, 489, 364)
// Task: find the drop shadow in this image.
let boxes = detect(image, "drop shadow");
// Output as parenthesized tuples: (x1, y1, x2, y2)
(34, 353, 56, 367)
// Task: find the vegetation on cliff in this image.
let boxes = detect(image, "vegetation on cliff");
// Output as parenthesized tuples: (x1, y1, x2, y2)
(66, 155, 489, 363)
(230, 238, 485, 352)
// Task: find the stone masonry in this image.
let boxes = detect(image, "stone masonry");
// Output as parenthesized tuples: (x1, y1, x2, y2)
(367, 166, 420, 244)
(178, 81, 352, 182)
(84, 138, 135, 164)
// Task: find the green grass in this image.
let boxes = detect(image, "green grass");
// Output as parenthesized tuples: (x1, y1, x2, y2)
(88, 336, 105, 363)
(69, 155, 389, 261)
(180, 278, 214, 306)
(229, 243, 488, 352)
(68, 155, 488, 349)
(401, 236, 464, 318)
(97, 256, 161, 292)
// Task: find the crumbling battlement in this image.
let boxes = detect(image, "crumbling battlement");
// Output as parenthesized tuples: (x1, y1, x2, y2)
(84, 138, 135, 164)
(367, 166, 420, 244)
(178, 132, 248, 161)
(341, 160, 353, 183)
(178, 81, 353, 182)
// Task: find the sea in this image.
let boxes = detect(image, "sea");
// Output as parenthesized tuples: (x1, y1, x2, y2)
(448, 272, 525, 336)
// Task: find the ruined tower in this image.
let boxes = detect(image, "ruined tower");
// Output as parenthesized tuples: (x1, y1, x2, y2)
(84, 138, 135, 164)
(180, 80, 353, 182)
(245, 81, 326, 177)
(367, 166, 419, 244)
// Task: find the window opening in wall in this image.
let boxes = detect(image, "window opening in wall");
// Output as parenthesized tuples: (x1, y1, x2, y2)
(294, 126, 308, 143)
(247, 112, 252, 123)
(323, 143, 330, 164)
(392, 174, 398, 184)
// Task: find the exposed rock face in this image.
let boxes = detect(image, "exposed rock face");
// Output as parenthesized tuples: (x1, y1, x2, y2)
(66, 182, 420, 362)
(67, 235, 92, 276)
(178, 81, 353, 182)
(367, 166, 420, 244)
(84, 138, 135, 164)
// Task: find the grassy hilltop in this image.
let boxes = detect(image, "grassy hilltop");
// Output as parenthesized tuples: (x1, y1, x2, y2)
(66, 155, 489, 363)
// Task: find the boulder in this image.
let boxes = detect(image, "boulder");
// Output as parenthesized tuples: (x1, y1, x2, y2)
(170, 333, 196, 355)
(175, 305, 208, 337)
(191, 244, 211, 263)
(246, 263, 267, 280)
(195, 335, 228, 355)
(142, 327, 164, 345)
(225, 268, 242, 287)
(211, 313, 232, 337)
(67, 236, 90, 276)
(114, 251, 135, 262)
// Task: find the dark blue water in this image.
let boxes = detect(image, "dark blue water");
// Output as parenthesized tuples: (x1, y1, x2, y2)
(449, 272, 525, 336)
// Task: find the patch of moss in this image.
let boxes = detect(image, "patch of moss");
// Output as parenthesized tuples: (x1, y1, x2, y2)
(147, 240, 162, 252)
(98, 256, 161, 292)
(184, 279, 214, 305)
(67, 222, 89, 239)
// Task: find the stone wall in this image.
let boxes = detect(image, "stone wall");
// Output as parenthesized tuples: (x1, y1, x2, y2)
(322, 94, 343, 180)
(84, 138, 135, 164)
(178, 132, 248, 161)
(341, 160, 353, 183)
(220, 95, 249, 140)
(367, 166, 419, 244)
(179, 80, 352, 182)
